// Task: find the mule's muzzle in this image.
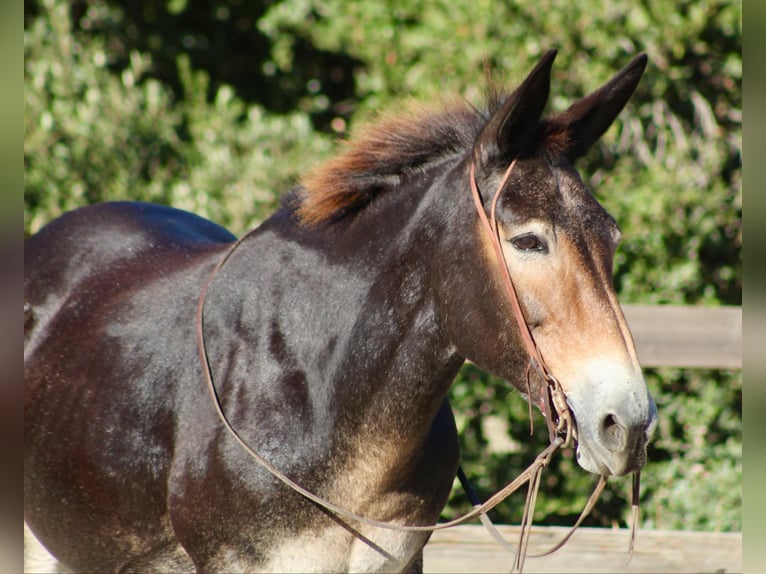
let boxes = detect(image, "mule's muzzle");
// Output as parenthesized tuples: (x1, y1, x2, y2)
(570, 389, 657, 477)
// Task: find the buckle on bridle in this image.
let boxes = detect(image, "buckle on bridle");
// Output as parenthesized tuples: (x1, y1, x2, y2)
(528, 356, 574, 448)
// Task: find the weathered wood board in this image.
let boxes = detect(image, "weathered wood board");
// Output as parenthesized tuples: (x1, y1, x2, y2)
(622, 304, 741, 369)
(424, 524, 742, 573)
(26, 523, 741, 573)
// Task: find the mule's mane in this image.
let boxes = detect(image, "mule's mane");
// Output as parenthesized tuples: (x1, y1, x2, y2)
(297, 98, 487, 225)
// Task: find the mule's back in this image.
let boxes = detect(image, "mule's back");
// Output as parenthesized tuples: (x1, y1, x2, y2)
(27, 202, 230, 308)
(26, 201, 233, 350)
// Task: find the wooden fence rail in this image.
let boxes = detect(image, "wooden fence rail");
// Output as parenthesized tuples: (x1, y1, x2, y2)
(622, 304, 741, 369)
(424, 524, 742, 573)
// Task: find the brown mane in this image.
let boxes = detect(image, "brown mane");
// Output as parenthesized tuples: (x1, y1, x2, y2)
(297, 98, 485, 225)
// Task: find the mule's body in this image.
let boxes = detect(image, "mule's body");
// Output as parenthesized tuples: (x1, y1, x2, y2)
(25, 197, 464, 571)
(25, 51, 657, 573)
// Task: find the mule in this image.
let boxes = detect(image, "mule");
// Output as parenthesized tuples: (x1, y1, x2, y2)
(24, 50, 657, 572)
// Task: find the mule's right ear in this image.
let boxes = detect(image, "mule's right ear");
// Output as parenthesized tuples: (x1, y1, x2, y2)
(554, 53, 648, 160)
(473, 49, 558, 167)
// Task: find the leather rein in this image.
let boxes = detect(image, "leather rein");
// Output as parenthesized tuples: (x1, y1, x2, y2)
(195, 158, 637, 570)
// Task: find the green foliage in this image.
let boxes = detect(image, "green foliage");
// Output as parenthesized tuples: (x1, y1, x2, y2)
(446, 365, 741, 532)
(24, 0, 180, 233)
(25, 0, 741, 532)
(24, 0, 332, 236)
(640, 368, 741, 531)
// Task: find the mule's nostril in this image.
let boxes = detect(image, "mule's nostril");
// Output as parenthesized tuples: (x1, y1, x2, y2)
(601, 413, 626, 452)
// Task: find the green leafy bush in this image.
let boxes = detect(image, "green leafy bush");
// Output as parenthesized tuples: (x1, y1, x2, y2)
(24, 0, 332, 236)
(25, 0, 741, 532)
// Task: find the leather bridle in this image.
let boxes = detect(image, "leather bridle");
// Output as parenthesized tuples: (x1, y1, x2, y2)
(195, 157, 637, 571)
(467, 157, 639, 568)
(468, 158, 573, 447)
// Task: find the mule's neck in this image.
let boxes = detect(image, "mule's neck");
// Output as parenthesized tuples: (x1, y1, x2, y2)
(311, 169, 469, 450)
(282, 159, 529, 446)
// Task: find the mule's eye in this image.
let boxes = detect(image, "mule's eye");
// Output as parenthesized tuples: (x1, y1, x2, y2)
(511, 234, 547, 253)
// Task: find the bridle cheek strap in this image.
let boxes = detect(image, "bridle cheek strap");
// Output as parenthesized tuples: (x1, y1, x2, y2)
(468, 159, 573, 446)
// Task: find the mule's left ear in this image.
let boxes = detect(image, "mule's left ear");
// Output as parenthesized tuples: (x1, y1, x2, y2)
(555, 53, 648, 160)
(473, 49, 558, 166)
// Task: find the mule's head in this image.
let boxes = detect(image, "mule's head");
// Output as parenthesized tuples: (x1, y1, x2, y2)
(455, 50, 657, 477)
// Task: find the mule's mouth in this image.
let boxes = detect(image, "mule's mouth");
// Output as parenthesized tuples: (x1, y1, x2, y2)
(537, 358, 658, 478)
(570, 404, 657, 477)
(521, 377, 657, 477)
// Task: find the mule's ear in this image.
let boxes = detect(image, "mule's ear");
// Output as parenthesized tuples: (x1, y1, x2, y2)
(555, 53, 648, 160)
(473, 49, 558, 166)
